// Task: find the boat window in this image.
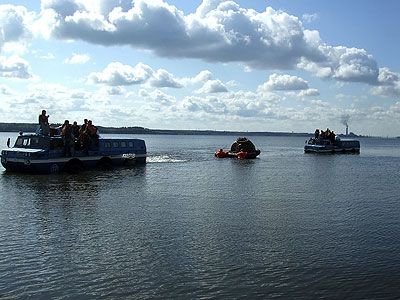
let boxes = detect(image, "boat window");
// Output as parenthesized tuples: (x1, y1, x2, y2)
(15, 137, 24, 147)
(105, 142, 112, 148)
(30, 137, 40, 148)
(128, 141, 134, 148)
(120, 141, 127, 148)
(23, 138, 30, 146)
(113, 141, 119, 148)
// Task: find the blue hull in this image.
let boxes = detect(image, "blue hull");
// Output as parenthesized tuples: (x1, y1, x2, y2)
(304, 145, 360, 154)
(1, 134, 147, 174)
(304, 138, 360, 154)
(2, 155, 146, 174)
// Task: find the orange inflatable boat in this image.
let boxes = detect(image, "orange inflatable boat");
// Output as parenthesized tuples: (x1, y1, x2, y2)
(215, 137, 261, 159)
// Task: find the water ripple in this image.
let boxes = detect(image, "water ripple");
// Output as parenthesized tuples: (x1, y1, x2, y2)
(1, 135, 400, 299)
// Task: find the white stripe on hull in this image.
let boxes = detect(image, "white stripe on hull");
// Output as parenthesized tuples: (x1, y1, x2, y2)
(304, 147, 359, 153)
(4, 153, 146, 164)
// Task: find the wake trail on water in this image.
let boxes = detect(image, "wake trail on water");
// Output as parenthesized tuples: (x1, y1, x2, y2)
(147, 155, 187, 163)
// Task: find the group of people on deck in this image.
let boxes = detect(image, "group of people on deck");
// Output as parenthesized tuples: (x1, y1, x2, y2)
(314, 128, 336, 144)
(38, 110, 99, 156)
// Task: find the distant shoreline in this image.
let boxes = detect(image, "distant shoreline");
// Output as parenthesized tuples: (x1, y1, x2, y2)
(0, 122, 384, 138)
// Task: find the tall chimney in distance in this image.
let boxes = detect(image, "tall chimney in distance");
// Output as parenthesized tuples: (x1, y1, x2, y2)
(341, 114, 350, 136)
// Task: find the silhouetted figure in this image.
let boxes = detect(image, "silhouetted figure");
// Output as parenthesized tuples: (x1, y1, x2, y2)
(80, 119, 88, 132)
(71, 121, 80, 139)
(86, 120, 99, 148)
(314, 129, 320, 139)
(38, 110, 50, 136)
(329, 131, 336, 144)
(61, 120, 72, 157)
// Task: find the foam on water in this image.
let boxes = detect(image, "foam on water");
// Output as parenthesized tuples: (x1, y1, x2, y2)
(146, 155, 187, 163)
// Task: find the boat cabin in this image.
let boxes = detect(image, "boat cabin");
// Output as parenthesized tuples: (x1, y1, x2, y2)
(1, 133, 146, 173)
(305, 137, 360, 153)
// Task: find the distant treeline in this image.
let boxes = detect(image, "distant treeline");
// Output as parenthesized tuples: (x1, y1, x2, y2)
(0, 122, 358, 137)
(0, 123, 38, 133)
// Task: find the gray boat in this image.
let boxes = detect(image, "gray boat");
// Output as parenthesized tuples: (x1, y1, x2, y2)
(304, 137, 360, 154)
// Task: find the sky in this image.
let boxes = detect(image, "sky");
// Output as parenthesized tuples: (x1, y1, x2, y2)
(1, 0, 400, 136)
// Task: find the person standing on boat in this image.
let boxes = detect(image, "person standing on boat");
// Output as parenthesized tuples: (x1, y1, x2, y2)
(71, 121, 80, 140)
(329, 131, 336, 144)
(61, 120, 73, 157)
(38, 110, 50, 136)
(314, 129, 320, 139)
(80, 119, 88, 132)
(86, 120, 99, 147)
(71, 121, 80, 151)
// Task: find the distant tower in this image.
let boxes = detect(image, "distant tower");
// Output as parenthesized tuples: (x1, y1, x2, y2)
(346, 124, 349, 135)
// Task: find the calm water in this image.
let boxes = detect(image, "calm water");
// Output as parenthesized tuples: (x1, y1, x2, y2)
(1, 132, 400, 299)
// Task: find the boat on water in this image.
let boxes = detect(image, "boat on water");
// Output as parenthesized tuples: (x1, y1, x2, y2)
(304, 137, 360, 154)
(215, 137, 261, 159)
(0, 133, 146, 174)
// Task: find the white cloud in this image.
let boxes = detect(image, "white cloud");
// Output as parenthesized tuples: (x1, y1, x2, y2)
(89, 62, 153, 86)
(226, 80, 237, 88)
(0, 84, 12, 94)
(370, 84, 400, 98)
(36, 51, 56, 60)
(389, 102, 400, 115)
(298, 46, 379, 84)
(105, 86, 125, 95)
(0, 0, 389, 94)
(299, 88, 319, 97)
(302, 13, 318, 23)
(0, 55, 32, 78)
(64, 53, 90, 64)
(332, 47, 378, 83)
(377, 67, 399, 86)
(35, 0, 391, 87)
(195, 0, 225, 18)
(33, 6, 59, 39)
(181, 70, 213, 85)
(259, 73, 309, 91)
(1, 78, 398, 135)
(180, 91, 281, 120)
(309, 99, 330, 107)
(195, 79, 228, 93)
(1, 1, 400, 135)
(36, 0, 321, 69)
(0, 4, 33, 52)
(80, 0, 133, 16)
(148, 69, 183, 88)
(0, 83, 95, 123)
(370, 68, 400, 97)
(88, 62, 182, 88)
(139, 88, 176, 106)
(181, 95, 228, 115)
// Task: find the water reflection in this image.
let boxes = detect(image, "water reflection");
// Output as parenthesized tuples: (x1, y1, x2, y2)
(0, 165, 150, 298)
(0, 165, 148, 239)
(2, 133, 400, 298)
